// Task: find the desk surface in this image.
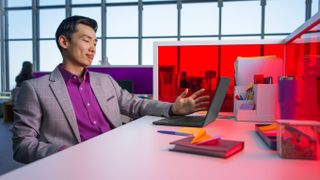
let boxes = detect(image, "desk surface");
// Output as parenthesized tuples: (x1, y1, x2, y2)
(1, 116, 319, 180)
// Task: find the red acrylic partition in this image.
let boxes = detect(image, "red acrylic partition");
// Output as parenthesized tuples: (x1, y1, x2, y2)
(158, 43, 285, 112)
(285, 22, 320, 120)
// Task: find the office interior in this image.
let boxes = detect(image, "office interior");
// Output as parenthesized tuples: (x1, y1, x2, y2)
(0, 0, 320, 179)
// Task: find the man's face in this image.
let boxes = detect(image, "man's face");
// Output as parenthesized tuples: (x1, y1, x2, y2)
(63, 23, 97, 67)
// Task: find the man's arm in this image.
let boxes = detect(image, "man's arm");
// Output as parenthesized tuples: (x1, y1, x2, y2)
(104, 75, 172, 119)
(12, 81, 61, 164)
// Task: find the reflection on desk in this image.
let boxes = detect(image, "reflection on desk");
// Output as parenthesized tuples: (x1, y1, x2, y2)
(0, 116, 319, 180)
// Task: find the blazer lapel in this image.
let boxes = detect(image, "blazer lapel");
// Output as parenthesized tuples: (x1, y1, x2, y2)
(90, 73, 122, 127)
(49, 68, 81, 143)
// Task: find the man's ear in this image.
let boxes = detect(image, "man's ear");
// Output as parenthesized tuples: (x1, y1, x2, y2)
(58, 35, 69, 49)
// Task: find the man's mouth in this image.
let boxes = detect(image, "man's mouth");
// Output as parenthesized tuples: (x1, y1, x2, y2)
(86, 54, 94, 60)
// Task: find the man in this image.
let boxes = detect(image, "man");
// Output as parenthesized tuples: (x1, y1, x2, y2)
(12, 16, 209, 164)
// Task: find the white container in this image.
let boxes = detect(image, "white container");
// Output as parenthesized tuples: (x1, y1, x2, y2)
(235, 84, 277, 122)
(234, 56, 283, 86)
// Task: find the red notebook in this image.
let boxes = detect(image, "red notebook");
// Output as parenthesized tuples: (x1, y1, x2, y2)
(170, 136, 244, 158)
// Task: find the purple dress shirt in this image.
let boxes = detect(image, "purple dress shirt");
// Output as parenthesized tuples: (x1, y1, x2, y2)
(59, 65, 112, 142)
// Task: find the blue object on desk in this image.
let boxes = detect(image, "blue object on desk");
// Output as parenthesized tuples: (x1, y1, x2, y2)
(157, 130, 192, 136)
(239, 103, 255, 110)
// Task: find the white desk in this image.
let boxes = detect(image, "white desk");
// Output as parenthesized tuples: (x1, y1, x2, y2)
(1, 116, 319, 180)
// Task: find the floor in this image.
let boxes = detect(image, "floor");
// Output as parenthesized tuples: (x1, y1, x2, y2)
(0, 118, 24, 176)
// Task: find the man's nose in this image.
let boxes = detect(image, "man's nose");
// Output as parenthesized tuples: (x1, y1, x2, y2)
(89, 44, 96, 53)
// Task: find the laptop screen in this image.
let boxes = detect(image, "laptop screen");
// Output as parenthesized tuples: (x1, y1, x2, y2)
(203, 77, 231, 126)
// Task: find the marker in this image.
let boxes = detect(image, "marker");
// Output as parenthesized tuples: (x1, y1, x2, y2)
(157, 130, 192, 136)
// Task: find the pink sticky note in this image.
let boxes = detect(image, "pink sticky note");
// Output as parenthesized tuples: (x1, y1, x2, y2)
(196, 135, 221, 145)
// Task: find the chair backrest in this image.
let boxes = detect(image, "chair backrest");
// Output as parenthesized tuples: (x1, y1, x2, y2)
(116, 80, 134, 93)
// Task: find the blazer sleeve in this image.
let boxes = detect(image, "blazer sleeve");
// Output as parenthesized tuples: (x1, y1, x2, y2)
(12, 80, 61, 164)
(104, 75, 172, 120)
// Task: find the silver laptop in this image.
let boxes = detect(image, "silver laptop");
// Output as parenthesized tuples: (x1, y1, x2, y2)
(153, 77, 231, 127)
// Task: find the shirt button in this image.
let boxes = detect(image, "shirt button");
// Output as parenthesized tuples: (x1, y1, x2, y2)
(80, 87, 83, 91)
(87, 103, 90, 106)
(93, 121, 97, 125)
(73, 76, 77, 79)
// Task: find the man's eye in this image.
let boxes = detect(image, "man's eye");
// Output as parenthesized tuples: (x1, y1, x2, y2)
(83, 39, 89, 42)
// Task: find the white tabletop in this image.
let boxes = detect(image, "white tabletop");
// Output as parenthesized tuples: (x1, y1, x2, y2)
(1, 116, 319, 180)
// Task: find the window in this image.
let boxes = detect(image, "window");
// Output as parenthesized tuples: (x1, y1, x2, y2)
(72, 7, 102, 37)
(264, 35, 287, 40)
(39, 40, 62, 71)
(143, 5, 177, 36)
(312, 0, 319, 17)
(92, 39, 102, 66)
(265, 0, 305, 33)
(180, 37, 218, 41)
(107, 0, 138, 2)
(181, 3, 219, 36)
(221, 36, 261, 40)
(39, 9, 65, 38)
(39, 40, 102, 69)
(72, 0, 101, 4)
(39, 0, 65, 6)
(8, 10, 32, 39)
(107, 39, 138, 65)
(107, 6, 138, 37)
(9, 41, 33, 89)
(142, 38, 176, 65)
(7, 0, 31, 7)
(222, 1, 261, 35)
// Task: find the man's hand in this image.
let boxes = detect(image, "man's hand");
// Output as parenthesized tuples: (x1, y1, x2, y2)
(171, 88, 210, 115)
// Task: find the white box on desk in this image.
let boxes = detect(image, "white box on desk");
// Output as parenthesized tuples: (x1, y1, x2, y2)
(235, 84, 277, 122)
(234, 56, 283, 85)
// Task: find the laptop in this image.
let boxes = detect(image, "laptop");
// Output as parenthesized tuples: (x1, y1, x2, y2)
(153, 77, 231, 127)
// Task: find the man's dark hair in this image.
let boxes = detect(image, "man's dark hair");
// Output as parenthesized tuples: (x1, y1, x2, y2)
(55, 15, 98, 53)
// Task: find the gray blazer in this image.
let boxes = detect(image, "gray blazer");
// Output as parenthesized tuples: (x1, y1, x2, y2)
(12, 67, 171, 163)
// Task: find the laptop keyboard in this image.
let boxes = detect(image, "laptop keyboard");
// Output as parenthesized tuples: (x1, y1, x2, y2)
(170, 116, 205, 122)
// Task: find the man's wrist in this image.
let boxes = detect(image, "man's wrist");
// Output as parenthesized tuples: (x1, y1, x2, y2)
(169, 105, 175, 116)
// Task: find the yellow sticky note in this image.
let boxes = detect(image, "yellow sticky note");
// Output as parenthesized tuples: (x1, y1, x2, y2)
(176, 127, 204, 136)
(191, 129, 212, 144)
(259, 124, 277, 131)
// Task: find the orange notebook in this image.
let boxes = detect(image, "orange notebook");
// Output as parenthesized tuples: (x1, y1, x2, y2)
(170, 136, 244, 158)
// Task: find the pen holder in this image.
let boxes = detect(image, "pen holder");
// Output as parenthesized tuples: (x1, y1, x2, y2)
(276, 120, 320, 160)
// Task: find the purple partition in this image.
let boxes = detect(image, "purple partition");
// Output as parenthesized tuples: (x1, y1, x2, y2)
(33, 66, 153, 95)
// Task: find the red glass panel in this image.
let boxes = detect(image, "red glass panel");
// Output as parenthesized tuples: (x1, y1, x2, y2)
(158, 43, 285, 112)
(286, 36, 320, 120)
(158, 45, 219, 104)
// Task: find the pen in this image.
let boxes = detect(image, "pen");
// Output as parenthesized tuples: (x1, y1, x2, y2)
(157, 130, 192, 136)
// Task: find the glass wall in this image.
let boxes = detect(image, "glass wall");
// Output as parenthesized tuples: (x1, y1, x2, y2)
(265, 0, 305, 36)
(1, 0, 313, 90)
(222, 1, 261, 38)
(106, 5, 138, 65)
(7, 8, 33, 89)
(181, 3, 219, 36)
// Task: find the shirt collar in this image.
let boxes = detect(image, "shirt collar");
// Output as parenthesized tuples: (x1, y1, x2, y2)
(58, 64, 90, 84)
